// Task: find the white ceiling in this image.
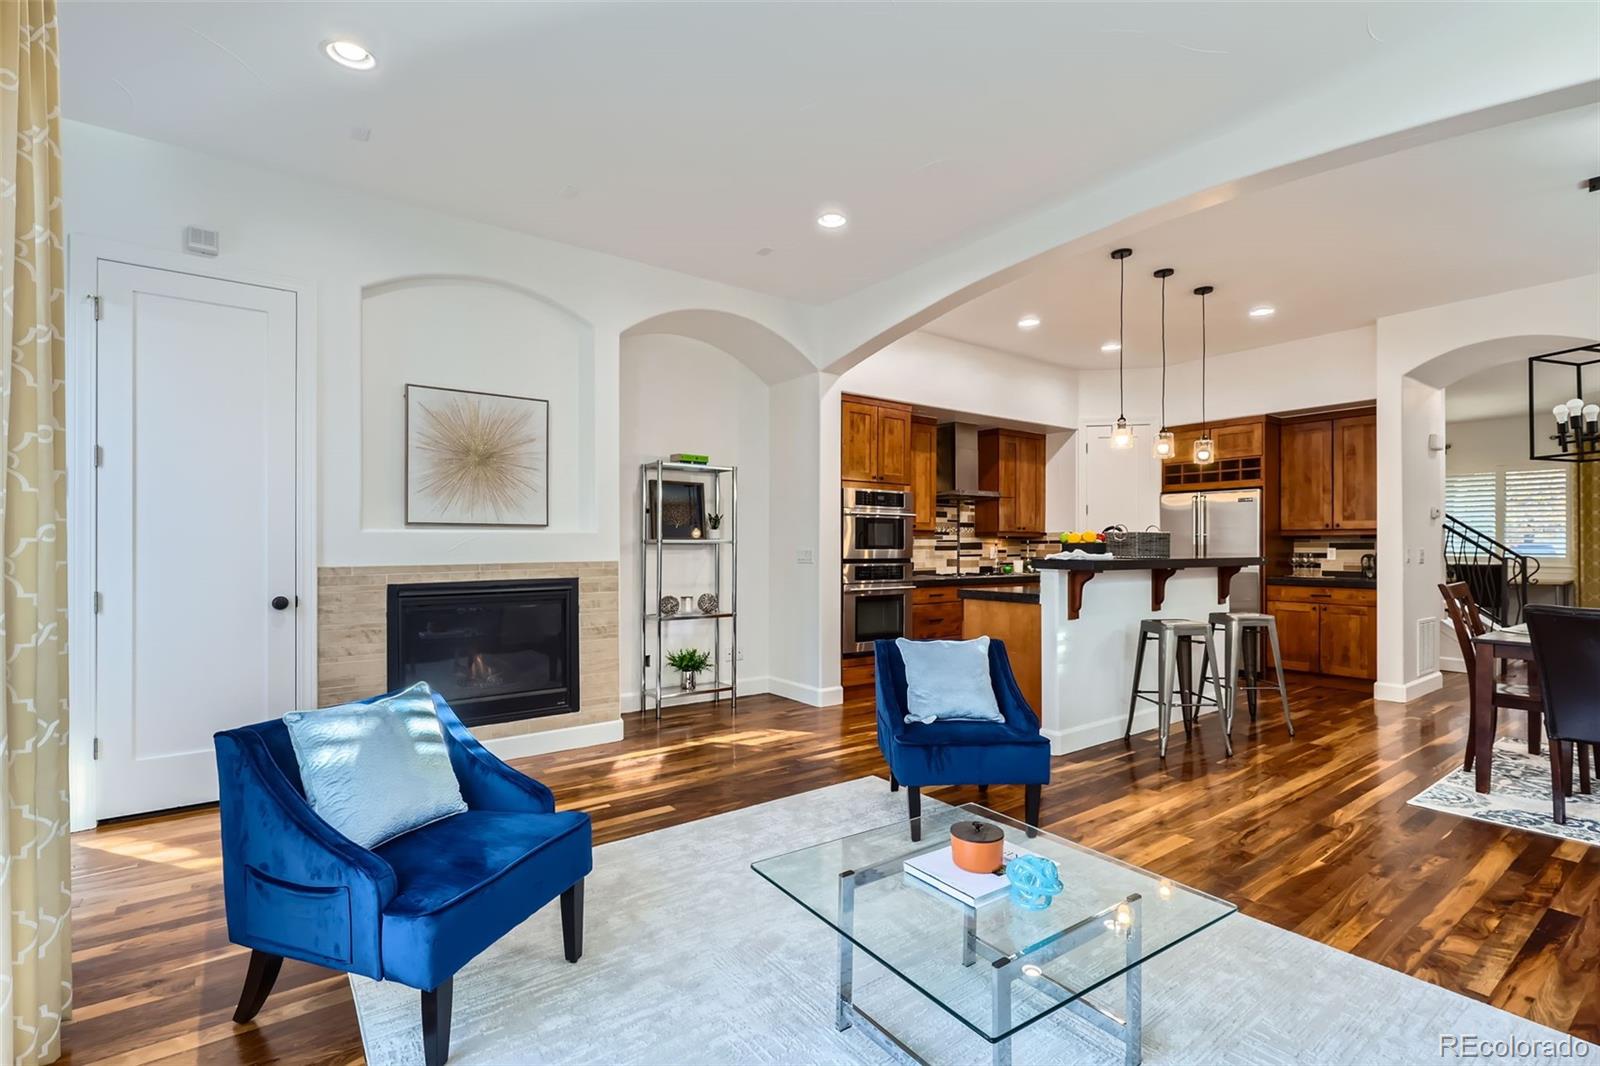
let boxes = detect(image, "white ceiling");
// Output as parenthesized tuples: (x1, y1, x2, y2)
(924, 103, 1600, 369)
(1446, 361, 1528, 422)
(56, 1, 1566, 305)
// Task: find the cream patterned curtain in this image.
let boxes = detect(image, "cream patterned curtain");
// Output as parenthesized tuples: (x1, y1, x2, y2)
(0, 2, 69, 1063)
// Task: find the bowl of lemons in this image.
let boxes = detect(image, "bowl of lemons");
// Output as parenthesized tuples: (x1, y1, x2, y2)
(1058, 530, 1109, 554)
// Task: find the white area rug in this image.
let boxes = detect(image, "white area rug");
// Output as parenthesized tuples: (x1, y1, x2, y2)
(1409, 739, 1600, 846)
(352, 778, 1593, 1064)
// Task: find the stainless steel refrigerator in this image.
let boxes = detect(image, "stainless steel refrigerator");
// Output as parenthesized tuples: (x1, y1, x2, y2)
(1160, 489, 1262, 612)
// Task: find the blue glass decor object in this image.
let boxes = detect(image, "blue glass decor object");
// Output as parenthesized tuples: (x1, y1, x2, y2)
(1006, 854, 1063, 910)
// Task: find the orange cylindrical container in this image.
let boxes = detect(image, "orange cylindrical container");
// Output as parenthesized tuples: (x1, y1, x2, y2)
(950, 820, 1005, 874)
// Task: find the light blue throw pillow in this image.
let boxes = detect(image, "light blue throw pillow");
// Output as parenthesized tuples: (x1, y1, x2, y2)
(895, 637, 1004, 726)
(283, 682, 468, 849)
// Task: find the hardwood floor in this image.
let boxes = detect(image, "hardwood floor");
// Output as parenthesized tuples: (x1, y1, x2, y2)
(62, 673, 1600, 1063)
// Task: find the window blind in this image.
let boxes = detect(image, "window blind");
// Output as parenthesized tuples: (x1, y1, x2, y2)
(1445, 472, 1497, 538)
(1503, 468, 1569, 557)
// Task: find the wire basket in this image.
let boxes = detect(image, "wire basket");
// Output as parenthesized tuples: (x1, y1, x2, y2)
(1105, 529, 1171, 559)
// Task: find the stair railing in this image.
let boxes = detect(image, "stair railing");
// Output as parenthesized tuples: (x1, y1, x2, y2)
(1442, 513, 1540, 628)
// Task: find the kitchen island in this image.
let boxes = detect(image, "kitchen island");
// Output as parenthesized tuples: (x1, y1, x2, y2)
(1032, 554, 1262, 755)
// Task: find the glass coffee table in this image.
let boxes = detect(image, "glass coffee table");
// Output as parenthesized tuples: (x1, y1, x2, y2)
(752, 800, 1235, 1066)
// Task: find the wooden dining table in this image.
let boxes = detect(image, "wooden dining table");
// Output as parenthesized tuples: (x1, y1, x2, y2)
(1470, 624, 1538, 793)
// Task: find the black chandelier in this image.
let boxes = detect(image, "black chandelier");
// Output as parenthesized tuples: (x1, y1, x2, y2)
(1528, 343, 1600, 463)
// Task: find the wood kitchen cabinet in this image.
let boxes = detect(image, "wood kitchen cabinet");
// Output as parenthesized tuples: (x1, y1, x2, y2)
(1318, 603, 1376, 679)
(911, 417, 938, 532)
(1279, 420, 1334, 531)
(1269, 601, 1322, 673)
(976, 429, 1045, 536)
(1160, 416, 1267, 491)
(1264, 583, 1377, 680)
(1333, 413, 1377, 530)
(840, 393, 914, 486)
(1278, 408, 1377, 533)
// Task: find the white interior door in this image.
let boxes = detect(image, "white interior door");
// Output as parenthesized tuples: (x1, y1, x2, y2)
(94, 261, 298, 818)
(1081, 422, 1159, 533)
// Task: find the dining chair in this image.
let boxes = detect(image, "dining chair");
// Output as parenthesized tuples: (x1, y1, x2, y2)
(1524, 605, 1599, 824)
(1439, 581, 1541, 768)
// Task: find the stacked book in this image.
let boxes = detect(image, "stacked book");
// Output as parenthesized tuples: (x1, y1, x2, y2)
(904, 843, 1035, 907)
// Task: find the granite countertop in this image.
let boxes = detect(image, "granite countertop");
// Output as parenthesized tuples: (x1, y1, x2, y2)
(1268, 574, 1377, 589)
(958, 588, 1040, 605)
(911, 572, 1041, 587)
(1033, 555, 1263, 572)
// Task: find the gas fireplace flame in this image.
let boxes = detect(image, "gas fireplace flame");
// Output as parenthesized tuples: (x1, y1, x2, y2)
(464, 653, 500, 688)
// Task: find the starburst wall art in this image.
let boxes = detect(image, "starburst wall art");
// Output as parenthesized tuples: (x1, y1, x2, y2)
(405, 384, 549, 526)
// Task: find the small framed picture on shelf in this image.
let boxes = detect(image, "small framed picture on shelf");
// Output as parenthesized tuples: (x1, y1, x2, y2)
(647, 479, 707, 540)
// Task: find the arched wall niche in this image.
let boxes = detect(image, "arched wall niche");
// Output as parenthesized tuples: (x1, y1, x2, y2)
(621, 308, 812, 384)
(358, 274, 598, 533)
(615, 308, 822, 705)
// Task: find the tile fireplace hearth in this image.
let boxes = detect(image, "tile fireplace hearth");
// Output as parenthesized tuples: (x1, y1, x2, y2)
(317, 562, 618, 742)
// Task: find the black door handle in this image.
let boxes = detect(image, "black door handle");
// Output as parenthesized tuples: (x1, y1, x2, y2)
(271, 596, 291, 611)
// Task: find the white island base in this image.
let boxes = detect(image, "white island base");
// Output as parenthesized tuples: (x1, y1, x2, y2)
(1037, 559, 1253, 756)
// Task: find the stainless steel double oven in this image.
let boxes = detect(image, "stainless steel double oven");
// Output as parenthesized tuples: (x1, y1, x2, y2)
(842, 488, 915, 654)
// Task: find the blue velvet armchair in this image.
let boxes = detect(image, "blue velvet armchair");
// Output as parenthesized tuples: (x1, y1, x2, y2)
(874, 639, 1051, 840)
(214, 689, 592, 1066)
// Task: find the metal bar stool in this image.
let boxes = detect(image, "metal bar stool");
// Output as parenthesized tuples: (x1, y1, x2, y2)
(1208, 611, 1294, 738)
(1124, 619, 1232, 758)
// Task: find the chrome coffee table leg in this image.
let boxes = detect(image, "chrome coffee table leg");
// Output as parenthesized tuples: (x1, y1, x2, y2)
(990, 958, 1013, 1066)
(837, 870, 854, 1032)
(1124, 895, 1143, 1066)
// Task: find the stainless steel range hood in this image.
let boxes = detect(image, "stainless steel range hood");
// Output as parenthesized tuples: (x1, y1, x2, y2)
(936, 423, 1002, 502)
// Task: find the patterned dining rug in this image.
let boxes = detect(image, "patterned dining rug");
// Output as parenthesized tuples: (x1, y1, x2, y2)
(351, 777, 1592, 1064)
(1408, 739, 1600, 846)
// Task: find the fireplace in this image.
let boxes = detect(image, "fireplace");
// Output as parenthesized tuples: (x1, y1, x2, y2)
(387, 578, 580, 727)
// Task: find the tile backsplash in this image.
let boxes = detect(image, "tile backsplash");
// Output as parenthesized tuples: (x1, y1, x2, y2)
(1288, 537, 1377, 578)
(912, 500, 1057, 574)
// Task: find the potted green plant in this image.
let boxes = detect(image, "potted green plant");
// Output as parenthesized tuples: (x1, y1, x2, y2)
(707, 512, 723, 533)
(666, 647, 713, 691)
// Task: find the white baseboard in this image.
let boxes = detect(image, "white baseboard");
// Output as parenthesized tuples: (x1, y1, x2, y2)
(1440, 654, 1466, 674)
(483, 719, 624, 760)
(1372, 671, 1444, 704)
(620, 676, 771, 712)
(1043, 705, 1228, 756)
(768, 677, 843, 707)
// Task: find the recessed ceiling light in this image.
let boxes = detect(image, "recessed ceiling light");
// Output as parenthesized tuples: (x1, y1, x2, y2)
(816, 211, 848, 230)
(1248, 305, 1276, 318)
(1017, 314, 1041, 331)
(1101, 341, 1121, 353)
(324, 40, 376, 71)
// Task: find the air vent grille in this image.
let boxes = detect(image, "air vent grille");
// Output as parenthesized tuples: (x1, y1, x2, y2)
(183, 226, 220, 257)
(1417, 617, 1439, 674)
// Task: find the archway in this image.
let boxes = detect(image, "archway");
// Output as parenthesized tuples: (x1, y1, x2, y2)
(1373, 271, 1600, 704)
(618, 310, 831, 711)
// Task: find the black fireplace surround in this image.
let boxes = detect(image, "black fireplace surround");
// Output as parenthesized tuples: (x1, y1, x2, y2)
(387, 578, 580, 727)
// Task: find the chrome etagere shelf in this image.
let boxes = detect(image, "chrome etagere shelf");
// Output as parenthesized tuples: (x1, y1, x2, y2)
(639, 460, 737, 719)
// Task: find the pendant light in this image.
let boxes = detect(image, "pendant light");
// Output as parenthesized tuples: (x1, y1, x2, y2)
(1109, 248, 1134, 449)
(1152, 267, 1176, 459)
(1193, 285, 1216, 465)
